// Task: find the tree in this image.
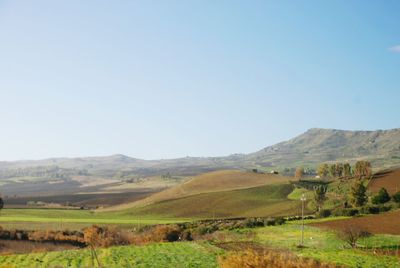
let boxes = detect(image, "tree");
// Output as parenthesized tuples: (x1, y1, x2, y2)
(338, 225, 371, 248)
(317, 164, 329, 178)
(392, 192, 400, 203)
(372, 188, 391, 204)
(294, 167, 304, 180)
(350, 180, 367, 207)
(343, 163, 352, 178)
(335, 163, 344, 178)
(329, 164, 337, 178)
(354, 161, 372, 179)
(314, 185, 327, 211)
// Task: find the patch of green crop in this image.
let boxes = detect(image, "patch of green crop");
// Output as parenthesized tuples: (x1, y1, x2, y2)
(0, 242, 222, 268)
(287, 187, 314, 200)
(255, 223, 400, 268)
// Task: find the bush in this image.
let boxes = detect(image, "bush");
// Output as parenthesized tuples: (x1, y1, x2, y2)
(332, 208, 359, 217)
(377, 204, 392, 212)
(392, 191, 400, 203)
(360, 206, 380, 214)
(275, 217, 286, 225)
(317, 209, 332, 218)
(371, 188, 391, 204)
(144, 225, 183, 242)
(83, 225, 132, 247)
(243, 218, 264, 228)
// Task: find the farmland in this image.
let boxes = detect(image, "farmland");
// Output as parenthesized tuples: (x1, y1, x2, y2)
(0, 209, 190, 231)
(0, 242, 222, 268)
(103, 170, 290, 212)
(311, 210, 400, 235)
(0, 219, 398, 268)
(123, 183, 302, 218)
(368, 168, 400, 194)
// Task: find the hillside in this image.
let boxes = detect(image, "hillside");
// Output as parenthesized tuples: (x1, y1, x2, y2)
(102, 170, 290, 211)
(1, 128, 400, 197)
(247, 128, 400, 170)
(117, 183, 301, 218)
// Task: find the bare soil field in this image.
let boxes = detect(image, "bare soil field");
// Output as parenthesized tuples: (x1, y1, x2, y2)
(369, 168, 400, 194)
(311, 210, 400, 235)
(4, 190, 156, 208)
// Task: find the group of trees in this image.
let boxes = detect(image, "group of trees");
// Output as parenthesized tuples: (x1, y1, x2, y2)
(317, 161, 372, 179)
(350, 183, 400, 207)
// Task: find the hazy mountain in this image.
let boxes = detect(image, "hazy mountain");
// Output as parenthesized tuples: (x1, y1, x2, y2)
(247, 128, 400, 169)
(1, 128, 400, 178)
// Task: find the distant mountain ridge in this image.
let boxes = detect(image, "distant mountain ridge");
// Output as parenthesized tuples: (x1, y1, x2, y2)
(1, 128, 400, 176)
(247, 128, 400, 170)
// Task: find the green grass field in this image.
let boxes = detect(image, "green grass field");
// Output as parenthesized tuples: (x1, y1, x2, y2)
(0, 209, 190, 230)
(0, 242, 222, 268)
(254, 224, 400, 268)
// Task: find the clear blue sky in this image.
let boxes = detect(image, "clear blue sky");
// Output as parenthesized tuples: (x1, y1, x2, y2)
(0, 1, 399, 161)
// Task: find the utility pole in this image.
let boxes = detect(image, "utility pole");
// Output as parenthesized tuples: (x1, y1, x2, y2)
(300, 193, 306, 246)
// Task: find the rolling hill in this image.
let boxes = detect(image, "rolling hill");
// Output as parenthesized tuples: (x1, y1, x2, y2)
(1, 128, 400, 197)
(115, 183, 301, 219)
(102, 170, 290, 211)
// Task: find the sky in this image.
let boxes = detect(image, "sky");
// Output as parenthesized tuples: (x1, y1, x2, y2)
(0, 1, 399, 161)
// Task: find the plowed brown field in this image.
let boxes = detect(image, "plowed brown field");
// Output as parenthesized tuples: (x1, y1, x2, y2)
(369, 168, 400, 194)
(311, 210, 400, 235)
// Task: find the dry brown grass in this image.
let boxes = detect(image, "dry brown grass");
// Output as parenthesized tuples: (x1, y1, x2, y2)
(219, 248, 341, 268)
(102, 170, 290, 212)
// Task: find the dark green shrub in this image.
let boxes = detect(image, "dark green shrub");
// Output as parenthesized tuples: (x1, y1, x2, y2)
(332, 208, 359, 217)
(371, 188, 391, 204)
(392, 191, 400, 203)
(243, 218, 264, 228)
(275, 217, 286, 225)
(317, 209, 332, 218)
(263, 218, 276, 226)
(378, 205, 391, 212)
(360, 206, 380, 214)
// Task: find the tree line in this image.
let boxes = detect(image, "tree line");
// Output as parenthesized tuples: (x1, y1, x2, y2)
(316, 160, 372, 179)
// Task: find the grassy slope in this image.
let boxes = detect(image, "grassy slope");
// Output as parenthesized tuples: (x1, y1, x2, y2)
(120, 183, 301, 218)
(102, 170, 291, 212)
